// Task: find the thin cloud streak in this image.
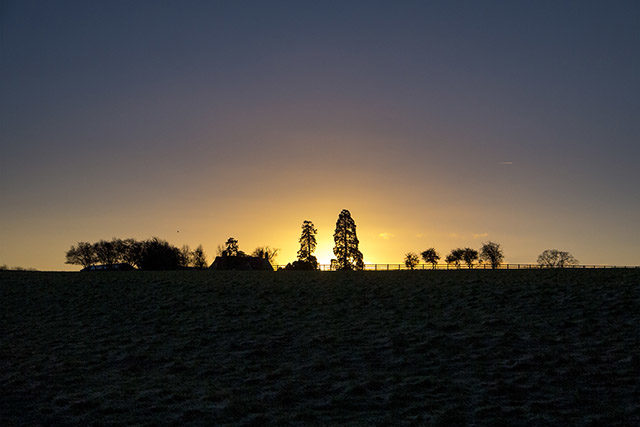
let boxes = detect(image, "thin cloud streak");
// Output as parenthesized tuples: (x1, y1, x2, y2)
(378, 232, 395, 240)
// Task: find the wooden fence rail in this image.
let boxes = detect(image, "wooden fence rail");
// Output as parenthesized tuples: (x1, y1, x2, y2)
(273, 263, 639, 271)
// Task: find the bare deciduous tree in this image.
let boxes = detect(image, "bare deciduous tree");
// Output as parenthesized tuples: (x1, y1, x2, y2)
(537, 249, 578, 268)
(192, 245, 208, 269)
(65, 242, 96, 269)
(462, 247, 479, 269)
(180, 245, 193, 267)
(120, 238, 143, 268)
(445, 248, 464, 268)
(421, 248, 440, 269)
(252, 246, 279, 265)
(65, 237, 207, 270)
(216, 244, 225, 257)
(93, 239, 118, 266)
(404, 252, 420, 270)
(479, 241, 504, 269)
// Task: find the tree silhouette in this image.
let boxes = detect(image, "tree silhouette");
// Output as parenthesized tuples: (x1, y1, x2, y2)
(461, 247, 479, 268)
(479, 241, 504, 269)
(537, 249, 578, 268)
(192, 245, 208, 269)
(93, 239, 118, 266)
(404, 252, 420, 270)
(65, 237, 207, 270)
(445, 248, 464, 268)
(297, 221, 317, 262)
(252, 246, 279, 265)
(111, 237, 143, 267)
(65, 242, 96, 269)
(111, 238, 125, 263)
(333, 209, 364, 270)
(288, 220, 318, 270)
(120, 238, 143, 268)
(421, 248, 440, 269)
(180, 245, 193, 267)
(138, 237, 182, 270)
(222, 237, 240, 257)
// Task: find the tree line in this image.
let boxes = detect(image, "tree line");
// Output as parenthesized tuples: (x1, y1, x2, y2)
(404, 245, 578, 269)
(215, 209, 363, 271)
(66, 237, 281, 271)
(404, 243, 504, 270)
(65, 209, 579, 271)
(65, 238, 207, 270)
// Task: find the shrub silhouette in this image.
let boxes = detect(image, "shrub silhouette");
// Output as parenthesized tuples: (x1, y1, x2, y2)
(284, 260, 318, 271)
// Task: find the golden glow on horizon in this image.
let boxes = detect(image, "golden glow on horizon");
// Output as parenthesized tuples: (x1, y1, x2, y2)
(272, 233, 379, 267)
(316, 248, 335, 265)
(4, 176, 633, 270)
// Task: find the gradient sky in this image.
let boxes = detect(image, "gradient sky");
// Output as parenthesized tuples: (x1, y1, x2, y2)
(2, 0, 639, 270)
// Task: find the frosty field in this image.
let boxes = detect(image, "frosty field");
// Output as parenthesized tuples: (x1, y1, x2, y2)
(1, 269, 639, 425)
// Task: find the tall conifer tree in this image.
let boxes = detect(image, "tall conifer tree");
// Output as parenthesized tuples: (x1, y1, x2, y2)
(297, 220, 318, 265)
(333, 209, 364, 270)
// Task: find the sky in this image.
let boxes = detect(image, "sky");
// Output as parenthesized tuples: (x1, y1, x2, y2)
(1, 0, 639, 270)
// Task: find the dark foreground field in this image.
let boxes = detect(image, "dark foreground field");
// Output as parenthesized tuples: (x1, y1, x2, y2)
(1, 269, 639, 425)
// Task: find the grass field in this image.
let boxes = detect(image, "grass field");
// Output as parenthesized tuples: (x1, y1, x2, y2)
(1, 269, 639, 425)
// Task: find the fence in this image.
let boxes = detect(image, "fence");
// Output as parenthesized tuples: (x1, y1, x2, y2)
(273, 263, 639, 271)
